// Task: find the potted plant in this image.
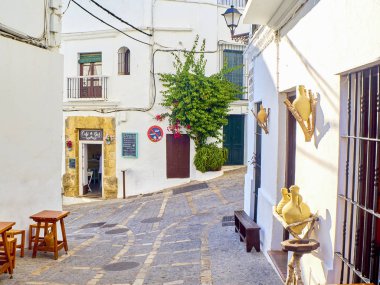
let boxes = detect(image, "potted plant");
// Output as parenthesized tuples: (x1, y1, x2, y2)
(66, 140, 73, 151)
(105, 134, 114, 145)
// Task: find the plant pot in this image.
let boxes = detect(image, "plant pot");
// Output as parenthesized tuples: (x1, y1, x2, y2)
(68, 147, 72, 151)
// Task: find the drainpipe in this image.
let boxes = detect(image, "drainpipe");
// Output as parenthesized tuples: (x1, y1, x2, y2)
(275, 30, 280, 94)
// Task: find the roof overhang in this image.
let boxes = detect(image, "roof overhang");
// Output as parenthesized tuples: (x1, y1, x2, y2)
(242, 0, 306, 29)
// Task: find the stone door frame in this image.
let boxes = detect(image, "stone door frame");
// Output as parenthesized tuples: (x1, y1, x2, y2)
(63, 116, 117, 199)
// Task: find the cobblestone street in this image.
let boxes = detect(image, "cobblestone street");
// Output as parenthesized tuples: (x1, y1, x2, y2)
(2, 168, 281, 285)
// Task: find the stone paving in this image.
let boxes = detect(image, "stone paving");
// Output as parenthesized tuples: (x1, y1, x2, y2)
(1, 168, 282, 285)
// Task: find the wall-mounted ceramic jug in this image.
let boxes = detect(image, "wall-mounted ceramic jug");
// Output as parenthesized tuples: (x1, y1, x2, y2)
(257, 105, 268, 124)
(293, 85, 311, 121)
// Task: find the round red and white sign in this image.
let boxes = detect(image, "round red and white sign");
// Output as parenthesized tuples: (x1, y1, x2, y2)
(147, 125, 163, 142)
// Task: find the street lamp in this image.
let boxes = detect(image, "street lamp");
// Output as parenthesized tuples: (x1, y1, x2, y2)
(222, 5, 249, 44)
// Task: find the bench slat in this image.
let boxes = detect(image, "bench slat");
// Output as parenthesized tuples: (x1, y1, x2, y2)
(234, 210, 260, 229)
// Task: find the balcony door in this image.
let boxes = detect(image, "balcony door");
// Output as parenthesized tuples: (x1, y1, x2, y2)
(79, 53, 102, 98)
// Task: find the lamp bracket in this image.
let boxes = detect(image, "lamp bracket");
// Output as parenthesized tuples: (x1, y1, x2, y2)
(232, 32, 249, 45)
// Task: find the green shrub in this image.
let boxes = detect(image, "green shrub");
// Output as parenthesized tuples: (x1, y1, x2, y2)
(194, 144, 228, 173)
(159, 36, 244, 148)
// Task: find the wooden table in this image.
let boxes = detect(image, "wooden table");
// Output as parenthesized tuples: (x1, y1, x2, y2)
(30, 210, 70, 260)
(0, 222, 15, 277)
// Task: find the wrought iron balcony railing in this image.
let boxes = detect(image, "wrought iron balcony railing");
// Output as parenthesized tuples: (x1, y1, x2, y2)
(66, 76, 108, 100)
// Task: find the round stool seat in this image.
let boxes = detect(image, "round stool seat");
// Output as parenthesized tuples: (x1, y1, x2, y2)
(281, 239, 320, 253)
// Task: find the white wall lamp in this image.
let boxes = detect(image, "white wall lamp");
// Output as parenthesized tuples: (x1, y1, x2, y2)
(222, 5, 249, 45)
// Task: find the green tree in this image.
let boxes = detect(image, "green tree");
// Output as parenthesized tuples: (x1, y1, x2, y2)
(159, 36, 244, 148)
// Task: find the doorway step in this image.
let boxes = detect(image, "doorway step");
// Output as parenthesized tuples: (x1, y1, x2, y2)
(63, 195, 103, 206)
(267, 250, 287, 282)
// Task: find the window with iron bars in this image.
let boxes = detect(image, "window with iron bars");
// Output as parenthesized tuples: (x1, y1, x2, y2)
(217, 0, 246, 8)
(220, 44, 246, 100)
(337, 64, 380, 284)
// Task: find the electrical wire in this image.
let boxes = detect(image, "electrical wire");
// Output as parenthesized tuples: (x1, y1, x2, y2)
(89, 0, 152, 37)
(71, 0, 152, 46)
(63, 0, 72, 14)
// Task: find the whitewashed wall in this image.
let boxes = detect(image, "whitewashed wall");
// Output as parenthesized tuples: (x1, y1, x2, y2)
(0, 0, 45, 38)
(245, 0, 380, 284)
(0, 37, 63, 231)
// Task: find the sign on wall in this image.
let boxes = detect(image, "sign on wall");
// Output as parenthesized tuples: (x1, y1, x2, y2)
(79, 129, 103, 141)
(69, 158, 76, 169)
(122, 133, 138, 158)
(147, 126, 163, 142)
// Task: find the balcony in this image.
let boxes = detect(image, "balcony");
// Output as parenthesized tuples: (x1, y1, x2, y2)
(66, 76, 108, 100)
(218, 0, 246, 8)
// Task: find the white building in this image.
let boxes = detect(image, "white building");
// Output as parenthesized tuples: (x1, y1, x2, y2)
(61, 0, 250, 199)
(0, 1, 63, 230)
(242, 0, 380, 284)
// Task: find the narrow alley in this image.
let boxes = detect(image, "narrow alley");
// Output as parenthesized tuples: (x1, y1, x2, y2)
(2, 168, 281, 285)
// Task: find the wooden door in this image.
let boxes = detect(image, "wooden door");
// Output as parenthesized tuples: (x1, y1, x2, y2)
(82, 143, 89, 195)
(166, 134, 190, 178)
(80, 62, 102, 98)
(284, 94, 296, 240)
(285, 94, 297, 188)
(252, 104, 262, 222)
(224, 115, 245, 165)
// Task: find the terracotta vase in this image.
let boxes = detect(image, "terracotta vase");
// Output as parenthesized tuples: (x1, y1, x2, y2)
(276, 188, 290, 215)
(282, 185, 311, 234)
(292, 85, 311, 121)
(44, 230, 55, 247)
(257, 105, 268, 124)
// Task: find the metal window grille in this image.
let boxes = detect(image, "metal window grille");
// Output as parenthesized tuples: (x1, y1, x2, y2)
(217, 0, 246, 8)
(223, 49, 244, 99)
(337, 65, 380, 284)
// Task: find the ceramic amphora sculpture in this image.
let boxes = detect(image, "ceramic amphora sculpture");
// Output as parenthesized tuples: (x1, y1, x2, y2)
(257, 105, 268, 124)
(292, 85, 311, 121)
(276, 188, 290, 215)
(282, 185, 311, 234)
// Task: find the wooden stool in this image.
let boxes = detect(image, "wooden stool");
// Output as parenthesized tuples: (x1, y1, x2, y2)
(0, 237, 17, 269)
(7, 230, 25, 257)
(28, 223, 53, 250)
(29, 211, 70, 260)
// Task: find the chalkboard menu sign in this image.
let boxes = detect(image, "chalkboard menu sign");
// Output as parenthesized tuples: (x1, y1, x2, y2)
(79, 129, 103, 141)
(122, 133, 138, 158)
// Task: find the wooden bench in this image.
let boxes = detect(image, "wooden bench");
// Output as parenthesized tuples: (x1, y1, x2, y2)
(234, 210, 261, 252)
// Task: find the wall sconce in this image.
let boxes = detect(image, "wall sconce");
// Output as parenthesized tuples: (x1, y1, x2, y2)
(221, 5, 249, 44)
(284, 85, 317, 142)
(252, 104, 270, 134)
